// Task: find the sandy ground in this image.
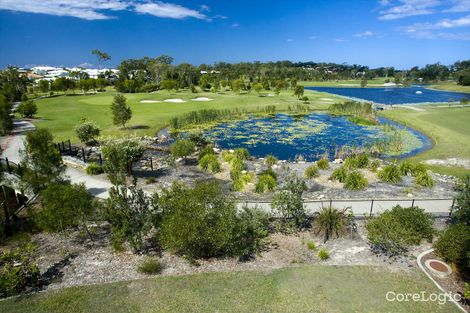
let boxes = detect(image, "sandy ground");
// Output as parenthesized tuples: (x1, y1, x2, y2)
(191, 97, 213, 101)
(164, 99, 186, 103)
(140, 100, 161, 103)
(425, 158, 470, 170)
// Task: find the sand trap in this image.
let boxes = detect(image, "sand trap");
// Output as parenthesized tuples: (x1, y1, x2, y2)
(164, 99, 186, 103)
(320, 98, 334, 101)
(140, 100, 161, 103)
(191, 97, 213, 102)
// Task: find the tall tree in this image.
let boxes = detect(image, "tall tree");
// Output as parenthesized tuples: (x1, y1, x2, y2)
(111, 94, 132, 128)
(91, 49, 111, 77)
(0, 94, 13, 135)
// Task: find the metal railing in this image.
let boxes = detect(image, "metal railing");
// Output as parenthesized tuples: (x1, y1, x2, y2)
(237, 197, 455, 217)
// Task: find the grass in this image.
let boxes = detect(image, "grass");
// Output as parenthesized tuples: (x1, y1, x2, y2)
(299, 77, 390, 87)
(31, 88, 340, 142)
(0, 265, 460, 313)
(427, 81, 470, 93)
(379, 105, 470, 177)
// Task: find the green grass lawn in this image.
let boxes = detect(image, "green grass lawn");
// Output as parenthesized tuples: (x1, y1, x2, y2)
(380, 106, 470, 177)
(0, 265, 460, 313)
(299, 77, 390, 87)
(32, 88, 339, 142)
(427, 82, 470, 93)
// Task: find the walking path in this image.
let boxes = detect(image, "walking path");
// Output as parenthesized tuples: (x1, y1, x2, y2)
(0, 119, 111, 199)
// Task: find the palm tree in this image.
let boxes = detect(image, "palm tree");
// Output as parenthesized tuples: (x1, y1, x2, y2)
(314, 206, 350, 242)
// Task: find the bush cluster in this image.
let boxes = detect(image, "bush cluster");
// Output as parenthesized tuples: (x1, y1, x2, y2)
(137, 258, 163, 275)
(344, 171, 368, 190)
(85, 162, 104, 175)
(316, 158, 329, 170)
(304, 165, 319, 179)
(330, 166, 348, 183)
(366, 205, 434, 256)
(199, 154, 221, 173)
(378, 163, 402, 184)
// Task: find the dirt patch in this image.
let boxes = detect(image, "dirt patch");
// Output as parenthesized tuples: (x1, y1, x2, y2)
(425, 158, 470, 170)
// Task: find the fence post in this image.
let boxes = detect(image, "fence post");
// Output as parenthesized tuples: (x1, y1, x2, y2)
(81, 147, 86, 163)
(450, 198, 455, 217)
(99, 154, 103, 166)
(61, 141, 65, 151)
(369, 199, 374, 217)
(411, 199, 415, 208)
(68, 139, 72, 151)
(329, 199, 333, 208)
(150, 158, 153, 171)
(5, 157, 11, 173)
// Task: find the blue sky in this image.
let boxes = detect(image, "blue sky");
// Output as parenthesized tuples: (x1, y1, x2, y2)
(0, 0, 469, 69)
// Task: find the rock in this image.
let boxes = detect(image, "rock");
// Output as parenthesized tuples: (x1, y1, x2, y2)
(407, 193, 413, 198)
(333, 158, 343, 164)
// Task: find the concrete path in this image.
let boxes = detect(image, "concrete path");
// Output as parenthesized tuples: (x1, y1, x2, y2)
(1, 119, 111, 199)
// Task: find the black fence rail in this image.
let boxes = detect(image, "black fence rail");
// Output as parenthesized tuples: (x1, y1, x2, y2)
(237, 197, 455, 217)
(55, 139, 104, 165)
(0, 157, 22, 176)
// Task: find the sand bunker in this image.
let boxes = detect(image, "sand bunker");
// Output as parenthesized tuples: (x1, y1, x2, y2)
(320, 98, 334, 101)
(164, 99, 186, 103)
(191, 97, 213, 102)
(140, 100, 161, 103)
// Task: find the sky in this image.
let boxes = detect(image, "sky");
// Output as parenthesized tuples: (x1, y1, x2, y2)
(0, 0, 469, 69)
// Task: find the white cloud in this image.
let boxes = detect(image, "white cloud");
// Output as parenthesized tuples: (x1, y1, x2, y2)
(0, 0, 129, 20)
(405, 30, 470, 39)
(334, 38, 347, 42)
(0, 0, 213, 20)
(286, 38, 294, 42)
(378, 0, 441, 20)
(309, 35, 318, 40)
(379, 0, 391, 6)
(402, 15, 470, 32)
(444, 0, 470, 12)
(231, 23, 239, 28)
(354, 31, 374, 38)
(134, 2, 208, 20)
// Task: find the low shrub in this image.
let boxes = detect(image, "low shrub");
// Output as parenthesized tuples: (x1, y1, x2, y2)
(265, 154, 278, 167)
(234, 148, 250, 160)
(318, 249, 330, 260)
(261, 167, 277, 180)
(199, 154, 221, 173)
(316, 158, 330, 170)
(198, 146, 215, 160)
(411, 163, 427, 176)
(399, 160, 415, 176)
(330, 166, 348, 183)
(344, 171, 368, 190)
(415, 172, 434, 188)
(255, 174, 277, 193)
(378, 164, 402, 184)
(366, 205, 434, 256)
(0, 245, 40, 297)
(271, 175, 307, 230)
(241, 171, 256, 184)
(221, 150, 235, 163)
(355, 154, 369, 168)
(306, 241, 316, 250)
(231, 178, 245, 192)
(433, 223, 470, 275)
(369, 159, 381, 172)
(315, 206, 349, 242)
(137, 258, 163, 275)
(85, 162, 103, 175)
(343, 156, 358, 169)
(304, 165, 320, 179)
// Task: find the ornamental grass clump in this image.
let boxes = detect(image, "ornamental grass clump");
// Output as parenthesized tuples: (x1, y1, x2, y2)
(414, 171, 434, 188)
(199, 154, 221, 173)
(330, 166, 348, 183)
(378, 163, 402, 184)
(314, 206, 349, 242)
(316, 158, 330, 170)
(344, 171, 368, 190)
(304, 165, 320, 179)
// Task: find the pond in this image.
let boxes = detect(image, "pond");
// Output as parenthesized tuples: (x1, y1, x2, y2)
(307, 86, 470, 104)
(205, 113, 432, 161)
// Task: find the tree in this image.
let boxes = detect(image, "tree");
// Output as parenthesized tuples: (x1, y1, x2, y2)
(38, 80, 49, 94)
(36, 183, 93, 233)
(20, 129, 65, 192)
(294, 85, 304, 99)
(17, 100, 37, 118)
(361, 77, 367, 88)
(91, 49, 111, 77)
(252, 83, 263, 94)
(75, 121, 100, 144)
(170, 139, 195, 164)
(0, 94, 13, 135)
(271, 174, 307, 230)
(111, 94, 132, 128)
(161, 79, 176, 93)
(231, 79, 244, 93)
(452, 175, 470, 226)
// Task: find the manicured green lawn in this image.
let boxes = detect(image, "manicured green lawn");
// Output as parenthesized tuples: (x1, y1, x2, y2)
(32, 88, 339, 142)
(427, 82, 470, 93)
(299, 77, 390, 87)
(0, 265, 460, 313)
(380, 106, 470, 177)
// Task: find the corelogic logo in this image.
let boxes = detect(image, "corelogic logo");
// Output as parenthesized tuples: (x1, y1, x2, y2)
(386, 291, 462, 305)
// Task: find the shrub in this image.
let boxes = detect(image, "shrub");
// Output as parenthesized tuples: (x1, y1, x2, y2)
(137, 258, 162, 275)
(265, 154, 278, 167)
(170, 139, 195, 162)
(343, 156, 358, 169)
(255, 174, 277, 193)
(378, 164, 402, 184)
(355, 154, 369, 168)
(318, 249, 330, 260)
(198, 146, 215, 160)
(316, 158, 329, 170)
(433, 223, 470, 275)
(411, 163, 427, 176)
(369, 159, 381, 172)
(330, 166, 348, 183)
(222, 150, 235, 163)
(304, 165, 320, 179)
(464, 282, 470, 299)
(366, 205, 434, 256)
(37, 183, 93, 232)
(414, 172, 434, 188)
(199, 154, 221, 173)
(261, 167, 277, 180)
(399, 160, 415, 176)
(315, 207, 349, 242)
(0, 244, 40, 297)
(271, 175, 307, 230)
(233, 206, 271, 260)
(85, 162, 103, 175)
(17, 100, 37, 118)
(234, 148, 250, 160)
(188, 131, 208, 147)
(344, 171, 368, 190)
(241, 171, 256, 184)
(232, 178, 245, 192)
(159, 182, 238, 259)
(75, 121, 100, 144)
(306, 241, 316, 250)
(452, 175, 470, 225)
